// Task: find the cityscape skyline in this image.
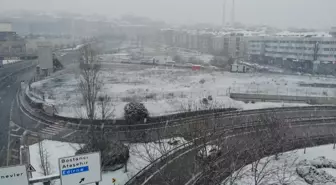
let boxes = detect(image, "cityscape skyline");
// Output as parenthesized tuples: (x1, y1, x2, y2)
(0, 0, 335, 29)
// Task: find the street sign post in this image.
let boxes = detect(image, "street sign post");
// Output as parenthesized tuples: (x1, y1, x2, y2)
(58, 152, 102, 185)
(0, 165, 29, 185)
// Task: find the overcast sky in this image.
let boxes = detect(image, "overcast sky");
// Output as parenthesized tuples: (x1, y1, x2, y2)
(1, 0, 335, 29)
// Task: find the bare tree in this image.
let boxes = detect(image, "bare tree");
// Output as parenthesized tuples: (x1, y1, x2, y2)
(272, 153, 300, 185)
(37, 136, 52, 177)
(247, 135, 276, 185)
(78, 44, 102, 120)
(98, 94, 115, 121)
(257, 112, 289, 160)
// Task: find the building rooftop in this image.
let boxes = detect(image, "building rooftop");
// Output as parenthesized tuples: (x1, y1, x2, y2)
(274, 31, 332, 37)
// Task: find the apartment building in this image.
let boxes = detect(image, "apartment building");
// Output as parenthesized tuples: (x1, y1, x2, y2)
(330, 27, 336, 38)
(249, 36, 336, 62)
(0, 25, 26, 58)
(248, 34, 336, 73)
(160, 29, 248, 59)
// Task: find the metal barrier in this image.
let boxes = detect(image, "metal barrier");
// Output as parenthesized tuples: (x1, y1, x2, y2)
(124, 132, 336, 185)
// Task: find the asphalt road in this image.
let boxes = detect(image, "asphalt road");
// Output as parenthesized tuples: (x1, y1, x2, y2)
(136, 121, 336, 185)
(0, 61, 36, 164)
(0, 51, 80, 165)
(0, 61, 34, 79)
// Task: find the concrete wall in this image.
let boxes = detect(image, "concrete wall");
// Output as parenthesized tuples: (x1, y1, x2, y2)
(37, 43, 53, 70)
(230, 93, 336, 104)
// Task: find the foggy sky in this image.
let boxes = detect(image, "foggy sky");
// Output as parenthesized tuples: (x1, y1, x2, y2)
(1, 0, 335, 29)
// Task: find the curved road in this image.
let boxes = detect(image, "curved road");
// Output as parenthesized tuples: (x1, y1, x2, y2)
(0, 61, 36, 165)
(2, 51, 80, 165)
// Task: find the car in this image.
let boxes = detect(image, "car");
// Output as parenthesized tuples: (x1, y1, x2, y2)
(196, 145, 221, 161)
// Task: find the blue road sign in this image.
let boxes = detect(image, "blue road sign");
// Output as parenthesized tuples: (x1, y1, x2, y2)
(61, 166, 89, 176)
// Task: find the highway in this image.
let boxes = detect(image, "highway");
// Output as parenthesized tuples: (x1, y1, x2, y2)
(0, 61, 36, 165)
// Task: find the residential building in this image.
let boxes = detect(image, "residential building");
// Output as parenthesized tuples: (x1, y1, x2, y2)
(248, 33, 336, 74)
(330, 27, 336, 38)
(160, 29, 249, 59)
(0, 23, 26, 59)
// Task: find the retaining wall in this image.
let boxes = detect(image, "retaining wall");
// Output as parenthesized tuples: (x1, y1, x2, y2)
(230, 92, 336, 104)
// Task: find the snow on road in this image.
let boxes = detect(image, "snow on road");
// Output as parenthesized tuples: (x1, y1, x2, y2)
(29, 63, 336, 119)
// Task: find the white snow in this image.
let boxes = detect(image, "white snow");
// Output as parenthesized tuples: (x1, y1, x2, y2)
(230, 144, 336, 185)
(2, 59, 21, 65)
(29, 63, 336, 119)
(29, 138, 187, 185)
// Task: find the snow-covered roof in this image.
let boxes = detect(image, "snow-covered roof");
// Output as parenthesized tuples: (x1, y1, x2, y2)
(160, 28, 268, 37)
(275, 31, 332, 37)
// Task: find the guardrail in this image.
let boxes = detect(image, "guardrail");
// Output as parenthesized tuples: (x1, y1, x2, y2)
(0, 63, 36, 84)
(23, 88, 336, 129)
(192, 134, 336, 185)
(21, 90, 336, 132)
(125, 132, 336, 185)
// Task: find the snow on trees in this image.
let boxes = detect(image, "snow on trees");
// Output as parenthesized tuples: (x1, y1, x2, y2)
(124, 102, 149, 123)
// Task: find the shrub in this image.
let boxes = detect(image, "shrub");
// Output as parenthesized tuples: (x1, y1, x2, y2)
(202, 98, 209, 105)
(124, 102, 149, 123)
(76, 140, 129, 171)
(208, 95, 213, 101)
(199, 79, 206, 84)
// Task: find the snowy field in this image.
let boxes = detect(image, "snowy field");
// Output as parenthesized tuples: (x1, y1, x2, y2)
(29, 138, 187, 185)
(231, 144, 336, 185)
(29, 63, 336, 119)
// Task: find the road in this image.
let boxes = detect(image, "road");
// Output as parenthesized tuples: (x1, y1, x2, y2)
(3, 51, 82, 165)
(129, 118, 336, 185)
(0, 61, 36, 165)
(0, 61, 34, 79)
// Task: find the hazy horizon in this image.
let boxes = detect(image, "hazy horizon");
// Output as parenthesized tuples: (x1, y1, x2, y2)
(1, 0, 335, 29)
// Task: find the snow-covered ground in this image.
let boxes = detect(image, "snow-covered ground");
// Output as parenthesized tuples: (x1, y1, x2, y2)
(29, 138, 187, 185)
(2, 59, 21, 65)
(29, 63, 336, 119)
(230, 144, 336, 185)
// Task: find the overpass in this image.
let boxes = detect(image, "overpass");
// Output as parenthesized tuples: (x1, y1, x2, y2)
(12, 61, 336, 184)
(17, 88, 336, 185)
